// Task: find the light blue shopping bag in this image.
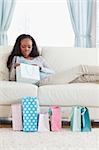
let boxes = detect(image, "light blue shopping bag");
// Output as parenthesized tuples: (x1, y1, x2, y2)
(70, 106, 81, 132)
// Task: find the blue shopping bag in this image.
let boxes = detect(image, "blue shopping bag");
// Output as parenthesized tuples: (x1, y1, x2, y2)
(22, 96, 39, 132)
(70, 106, 91, 132)
(81, 107, 91, 132)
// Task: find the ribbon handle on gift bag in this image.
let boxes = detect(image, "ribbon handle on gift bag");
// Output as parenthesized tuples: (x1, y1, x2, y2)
(81, 107, 86, 128)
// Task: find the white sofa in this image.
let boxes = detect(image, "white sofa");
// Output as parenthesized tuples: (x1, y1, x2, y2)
(0, 46, 99, 121)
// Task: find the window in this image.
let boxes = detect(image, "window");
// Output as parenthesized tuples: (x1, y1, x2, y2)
(96, 0, 99, 47)
(8, 0, 74, 47)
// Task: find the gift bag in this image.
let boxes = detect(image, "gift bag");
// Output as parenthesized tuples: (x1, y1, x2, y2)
(49, 106, 61, 131)
(70, 106, 81, 132)
(22, 96, 39, 132)
(38, 113, 50, 132)
(81, 107, 91, 132)
(16, 63, 40, 84)
(70, 106, 91, 132)
(11, 104, 23, 131)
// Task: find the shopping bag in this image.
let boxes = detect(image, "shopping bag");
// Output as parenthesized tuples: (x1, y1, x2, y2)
(22, 96, 39, 132)
(11, 104, 23, 131)
(70, 106, 91, 132)
(16, 63, 40, 84)
(38, 112, 50, 132)
(49, 106, 61, 131)
(81, 107, 91, 132)
(70, 106, 81, 132)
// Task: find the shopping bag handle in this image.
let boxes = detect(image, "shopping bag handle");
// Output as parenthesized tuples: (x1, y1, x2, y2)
(81, 107, 87, 128)
(81, 107, 86, 115)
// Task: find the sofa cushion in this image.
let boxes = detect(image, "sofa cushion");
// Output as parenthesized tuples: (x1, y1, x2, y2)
(38, 83, 99, 107)
(0, 81, 38, 104)
(39, 70, 69, 86)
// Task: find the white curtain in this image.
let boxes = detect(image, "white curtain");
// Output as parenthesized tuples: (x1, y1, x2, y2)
(67, 0, 93, 47)
(0, 0, 16, 45)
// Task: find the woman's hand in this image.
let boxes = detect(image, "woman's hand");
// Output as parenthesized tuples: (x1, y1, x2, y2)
(14, 63, 20, 68)
(32, 64, 42, 70)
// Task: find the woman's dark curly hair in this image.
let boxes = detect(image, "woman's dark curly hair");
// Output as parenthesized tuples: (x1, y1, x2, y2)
(7, 34, 39, 70)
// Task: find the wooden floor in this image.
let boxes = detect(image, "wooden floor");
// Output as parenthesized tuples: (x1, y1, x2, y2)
(62, 121, 99, 128)
(0, 124, 12, 128)
(0, 118, 12, 128)
(0, 121, 99, 128)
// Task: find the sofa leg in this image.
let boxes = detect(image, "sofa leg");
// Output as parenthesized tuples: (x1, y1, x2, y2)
(0, 117, 12, 128)
(91, 120, 99, 128)
(62, 120, 99, 128)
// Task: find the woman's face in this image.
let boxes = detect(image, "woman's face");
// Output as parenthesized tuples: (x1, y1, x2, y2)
(20, 38, 33, 58)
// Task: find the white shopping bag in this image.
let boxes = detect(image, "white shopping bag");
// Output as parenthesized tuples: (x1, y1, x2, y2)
(38, 113, 50, 132)
(16, 63, 40, 84)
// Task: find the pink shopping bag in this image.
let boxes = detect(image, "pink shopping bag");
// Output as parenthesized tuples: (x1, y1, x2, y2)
(11, 104, 22, 131)
(49, 106, 61, 131)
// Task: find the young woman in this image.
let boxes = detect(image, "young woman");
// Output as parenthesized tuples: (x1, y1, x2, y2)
(7, 34, 55, 82)
(7, 34, 99, 85)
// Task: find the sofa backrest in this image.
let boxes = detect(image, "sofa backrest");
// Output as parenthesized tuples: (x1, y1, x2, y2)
(0, 46, 98, 81)
(41, 47, 98, 73)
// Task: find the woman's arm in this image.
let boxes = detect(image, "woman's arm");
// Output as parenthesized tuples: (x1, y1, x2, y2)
(39, 56, 55, 74)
